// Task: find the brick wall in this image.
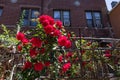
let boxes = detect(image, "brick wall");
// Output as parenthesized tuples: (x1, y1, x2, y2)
(109, 3, 120, 38)
(0, 0, 110, 37)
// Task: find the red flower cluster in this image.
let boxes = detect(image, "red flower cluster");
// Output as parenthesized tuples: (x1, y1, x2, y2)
(34, 62, 44, 71)
(16, 32, 29, 51)
(23, 61, 51, 71)
(30, 37, 42, 48)
(17, 44, 22, 51)
(16, 32, 29, 44)
(104, 53, 112, 58)
(58, 55, 63, 63)
(65, 52, 73, 58)
(39, 15, 62, 37)
(23, 61, 32, 70)
(16, 32, 25, 41)
(104, 50, 112, 58)
(44, 61, 50, 67)
(39, 15, 54, 26)
(39, 15, 71, 48)
(29, 48, 38, 58)
(16, 15, 73, 74)
(39, 48, 45, 54)
(62, 63, 71, 72)
(55, 20, 63, 29)
(58, 36, 71, 48)
(58, 52, 73, 62)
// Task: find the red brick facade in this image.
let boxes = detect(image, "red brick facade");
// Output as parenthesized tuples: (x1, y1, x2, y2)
(0, 0, 111, 37)
(109, 2, 120, 38)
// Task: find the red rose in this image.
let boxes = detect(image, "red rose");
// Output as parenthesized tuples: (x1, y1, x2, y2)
(104, 53, 111, 58)
(58, 36, 67, 46)
(16, 32, 25, 41)
(65, 52, 73, 58)
(65, 40, 71, 48)
(82, 61, 87, 67)
(30, 37, 42, 48)
(58, 55, 63, 62)
(44, 61, 50, 67)
(62, 63, 71, 72)
(34, 62, 44, 71)
(39, 15, 48, 23)
(39, 48, 45, 54)
(30, 48, 38, 58)
(107, 43, 112, 47)
(67, 33, 71, 39)
(21, 38, 29, 44)
(42, 20, 50, 27)
(49, 18, 54, 25)
(105, 50, 111, 54)
(74, 57, 79, 62)
(39, 15, 54, 26)
(53, 29, 61, 37)
(56, 20, 62, 29)
(44, 25, 54, 34)
(17, 44, 22, 51)
(23, 61, 32, 70)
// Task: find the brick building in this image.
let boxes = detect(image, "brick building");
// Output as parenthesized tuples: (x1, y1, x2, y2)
(0, 0, 111, 37)
(109, 2, 120, 38)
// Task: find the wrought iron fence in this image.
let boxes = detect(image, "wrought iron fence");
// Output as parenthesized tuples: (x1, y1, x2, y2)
(0, 37, 120, 80)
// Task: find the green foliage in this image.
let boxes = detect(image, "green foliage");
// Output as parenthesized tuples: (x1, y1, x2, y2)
(17, 10, 25, 27)
(0, 24, 18, 46)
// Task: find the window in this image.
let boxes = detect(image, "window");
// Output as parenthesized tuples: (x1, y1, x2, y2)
(0, 8, 3, 16)
(54, 10, 70, 26)
(85, 11, 102, 28)
(22, 8, 39, 26)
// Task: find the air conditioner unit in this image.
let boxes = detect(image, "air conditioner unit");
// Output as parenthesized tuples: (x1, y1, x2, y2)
(64, 20, 70, 26)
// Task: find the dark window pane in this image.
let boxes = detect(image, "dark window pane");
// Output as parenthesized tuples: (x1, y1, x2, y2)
(54, 11, 60, 19)
(31, 10, 38, 18)
(85, 11, 102, 28)
(0, 8, 3, 16)
(63, 19, 70, 26)
(87, 19, 93, 27)
(24, 9, 29, 19)
(23, 19, 29, 26)
(30, 21, 37, 26)
(22, 8, 39, 26)
(94, 19, 102, 27)
(63, 11, 70, 19)
(54, 10, 70, 26)
(94, 12, 101, 19)
(93, 12, 102, 27)
(54, 18, 61, 21)
(86, 12, 92, 19)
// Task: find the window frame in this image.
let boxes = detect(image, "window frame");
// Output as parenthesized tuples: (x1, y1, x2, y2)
(53, 10, 71, 27)
(85, 11, 102, 28)
(21, 8, 39, 26)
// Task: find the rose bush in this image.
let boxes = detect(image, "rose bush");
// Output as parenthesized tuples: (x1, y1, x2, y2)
(16, 15, 80, 79)
(15, 15, 120, 80)
(0, 11, 119, 79)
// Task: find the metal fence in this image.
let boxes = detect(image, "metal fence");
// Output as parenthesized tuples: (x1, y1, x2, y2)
(0, 37, 120, 80)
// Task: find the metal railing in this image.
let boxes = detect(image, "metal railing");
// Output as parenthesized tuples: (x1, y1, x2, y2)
(0, 37, 120, 80)
(65, 27, 114, 38)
